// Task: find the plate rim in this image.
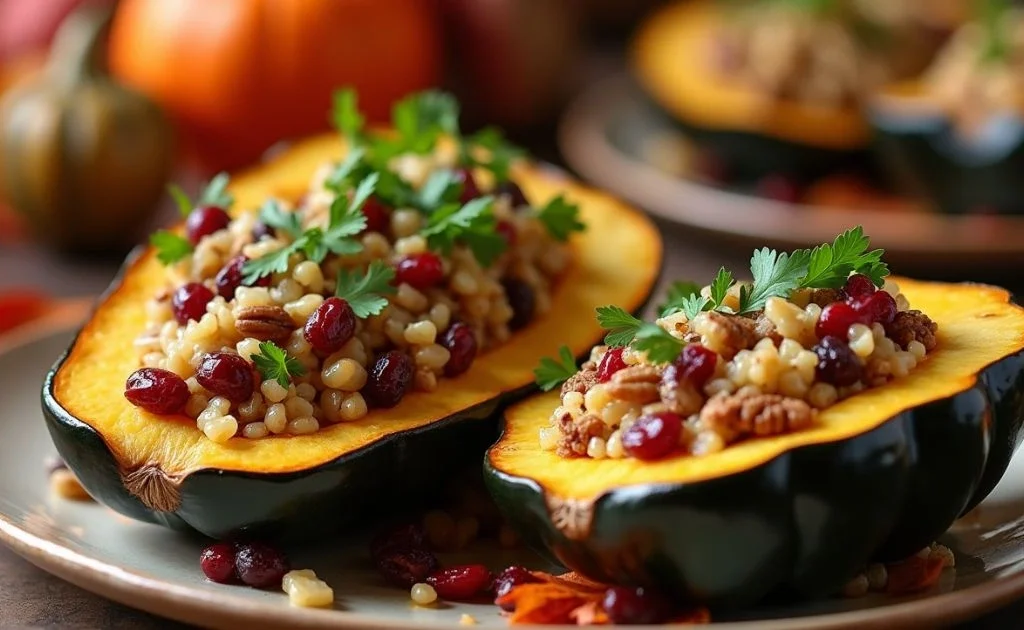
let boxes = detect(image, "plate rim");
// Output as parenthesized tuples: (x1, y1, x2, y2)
(5, 330, 1024, 629)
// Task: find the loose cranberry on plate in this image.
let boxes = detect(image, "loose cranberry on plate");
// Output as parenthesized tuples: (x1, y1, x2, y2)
(234, 542, 290, 589)
(375, 547, 439, 588)
(596, 347, 627, 383)
(125, 368, 189, 415)
(185, 205, 231, 245)
(364, 351, 415, 408)
(171, 282, 214, 325)
(622, 412, 683, 461)
(200, 542, 238, 584)
(214, 255, 270, 299)
(426, 564, 492, 601)
(602, 586, 673, 625)
(304, 297, 357, 354)
(196, 352, 255, 403)
(492, 566, 541, 610)
(395, 253, 444, 290)
(813, 336, 863, 387)
(441, 322, 478, 377)
(370, 522, 428, 560)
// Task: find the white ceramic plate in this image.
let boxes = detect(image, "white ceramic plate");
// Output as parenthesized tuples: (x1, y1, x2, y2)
(4, 328, 1024, 629)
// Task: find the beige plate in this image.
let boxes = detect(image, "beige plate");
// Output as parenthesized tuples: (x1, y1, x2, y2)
(558, 74, 1024, 272)
(3, 328, 1024, 629)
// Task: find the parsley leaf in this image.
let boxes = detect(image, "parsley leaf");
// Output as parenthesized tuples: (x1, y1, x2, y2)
(251, 341, 306, 387)
(596, 305, 644, 347)
(679, 295, 712, 320)
(535, 195, 585, 241)
(418, 170, 463, 209)
(631, 322, 685, 364)
(799, 226, 888, 289)
(335, 260, 397, 318)
(150, 230, 193, 265)
(199, 172, 233, 209)
(658, 281, 702, 314)
(462, 127, 523, 182)
(739, 247, 812, 314)
(660, 283, 710, 320)
(709, 267, 735, 308)
(391, 90, 460, 155)
(421, 196, 507, 266)
(258, 200, 303, 239)
(241, 242, 300, 284)
(534, 345, 578, 392)
(332, 88, 366, 141)
(167, 184, 193, 217)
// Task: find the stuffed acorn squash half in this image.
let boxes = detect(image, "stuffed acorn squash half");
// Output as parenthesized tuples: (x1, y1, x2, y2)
(41, 91, 662, 541)
(485, 229, 1024, 608)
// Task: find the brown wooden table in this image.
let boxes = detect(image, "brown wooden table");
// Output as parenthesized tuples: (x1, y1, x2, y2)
(2, 217, 1023, 629)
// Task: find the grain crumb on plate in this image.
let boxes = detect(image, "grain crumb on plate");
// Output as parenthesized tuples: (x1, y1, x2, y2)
(282, 569, 334, 607)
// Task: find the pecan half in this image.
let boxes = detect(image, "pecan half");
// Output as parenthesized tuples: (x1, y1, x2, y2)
(606, 365, 661, 404)
(235, 305, 295, 342)
(700, 390, 815, 443)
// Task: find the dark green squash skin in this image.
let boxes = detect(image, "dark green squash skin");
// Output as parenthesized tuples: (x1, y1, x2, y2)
(870, 108, 1024, 215)
(484, 349, 1024, 609)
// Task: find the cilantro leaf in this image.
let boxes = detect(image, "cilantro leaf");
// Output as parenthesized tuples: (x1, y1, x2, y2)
(631, 322, 685, 364)
(391, 90, 460, 155)
(739, 247, 812, 313)
(199, 172, 233, 209)
(251, 341, 306, 387)
(709, 267, 735, 308)
(535, 195, 585, 241)
(324, 146, 368, 193)
(658, 281, 702, 314)
(335, 260, 397, 318)
(418, 170, 462, 209)
(167, 184, 193, 217)
(421, 196, 507, 266)
(596, 305, 644, 347)
(800, 226, 888, 289)
(258, 200, 303, 239)
(332, 88, 365, 141)
(242, 242, 299, 284)
(660, 283, 711, 320)
(150, 230, 193, 265)
(534, 345, 578, 392)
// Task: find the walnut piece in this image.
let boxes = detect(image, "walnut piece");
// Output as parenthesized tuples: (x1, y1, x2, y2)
(700, 390, 815, 443)
(235, 305, 297, 342)
(810, 288, 843, 307)
(659, 378, 704, 417)
(561, 369, 598, 396)
(886, 310, 938, 351)
(556, 413, 608, 458)
(694, 311, 761, 359)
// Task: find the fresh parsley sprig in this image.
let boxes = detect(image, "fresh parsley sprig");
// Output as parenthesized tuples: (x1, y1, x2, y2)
(150, 231, 193, 265)
(535, 195, 585, 242)
(534, 345, 578, 391)
(335, 260, 396, 318)
(595, 306, 684, 364)
(257, 200, 303, 239)
(252, 341, 306, 387)
(167, 173, 234, 217)
(421, 196, 507, 267)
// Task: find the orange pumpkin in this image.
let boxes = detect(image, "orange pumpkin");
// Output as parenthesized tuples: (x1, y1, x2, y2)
(107, 0, 442, 171)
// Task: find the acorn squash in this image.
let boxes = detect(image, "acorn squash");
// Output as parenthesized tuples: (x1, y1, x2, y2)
(484, 279, 1024, 608)
(40, 134, 662, 541)
(630, 0, 869, 181)
(870, 82, 1024, 215)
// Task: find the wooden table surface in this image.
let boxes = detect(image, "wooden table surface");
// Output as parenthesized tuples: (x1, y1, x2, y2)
(2, 219, 1024, 629)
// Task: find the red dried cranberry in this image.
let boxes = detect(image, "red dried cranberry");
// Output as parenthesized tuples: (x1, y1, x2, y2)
(502, 278, 536, 330)
(756, 174, 802, 204)
(364, 351, 414, 408)
(185, 205, 231, 245)
(496, 180, 529, 208)
(843, 274, 877, 300)
(813, 336, 863, 387)
(361, 197, 391, 234)
(852, 290, 897, 325)
(427, 564, 492, 601)
(455, 167, 482, 204)
(602, 586, 673, 625)
(622, 412, 683, 460)
(200, 542, 238, 584)
(370, 522, 428, 560)
(234, 542, 290, 589)
(251, 221, 274, 242)
(676, 343, 717, 387)
(171, 282, 214, 325)
(214, 255, 270, 299)
(441, 322, 478, 377)
(124, 368, 189, 415)
(395, 253, 444, 290)
(596, 347, 627, 382)
(493, 566, 541, 610)
(815, 301, 865, 340)
(375, 547, 439, 588)
(496, 220, 517, 246)
(304, 297, 356, 354)
(196, 352, 255, 402)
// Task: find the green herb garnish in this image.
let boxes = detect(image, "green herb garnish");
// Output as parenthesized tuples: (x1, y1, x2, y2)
(168, 185, 193, 218)
(534, 345, 579, 391)
(595, 306, 683, 364)
(167, 173, 234, 219)
(150, 231, 193, 265)
(535, 195, 585, 242)
(251, 341, 306, 387)
(257, 200, 303, 239)
(335, 260, 396, 318)
(421, 196, 507, 266)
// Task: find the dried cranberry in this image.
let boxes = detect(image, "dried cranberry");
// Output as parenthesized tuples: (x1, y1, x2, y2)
(596, 347, 627, 382)
(364, 351, 414, 408)
(185, 205, 231, 245)
(196, 352, 255, 403)
(370, 522, 428, 560)
(124, 368, 189, 415)
(234, 542, 290, 589)
(813, 336, 863, 387)
(304, 297, 356, 354)
(395, 253, 444, 290)
(361, 197, 391, 234)
(171, 282, 214, 325)
(375, 547, 439, 588)
(455, 167, 482, 204)
(214, 255, 270, 299)
(496, 180, 529, 208)
(602, 586, 673, 625)
(815, 301, 865, 340)
(622, 412, 683, 460)
(251, 221, 274, 242)
(843, 274, 877, 300)
(502, 278, 536, 331)
(441, 322, 478, 377)
(200, 542, 238, 584)
(427, 564, 492, 601)
(675, 343, 717, 387)
(756, 174, 802, 204)
(496, 220, 517, 246)
(852, 290, 897, 325)
(493, 566, 541, 610)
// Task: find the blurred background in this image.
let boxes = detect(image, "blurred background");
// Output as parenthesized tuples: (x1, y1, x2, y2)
(1, 0, 1023, 307)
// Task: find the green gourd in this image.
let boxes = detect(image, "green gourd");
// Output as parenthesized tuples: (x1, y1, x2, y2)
(0, 6, 173, 255)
